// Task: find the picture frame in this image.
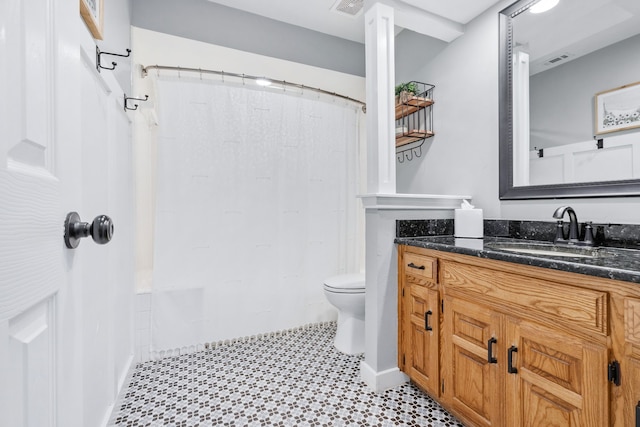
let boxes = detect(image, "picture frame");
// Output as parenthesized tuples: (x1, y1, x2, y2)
(594, 81, 640, 135)
(80, 0, 104, 40)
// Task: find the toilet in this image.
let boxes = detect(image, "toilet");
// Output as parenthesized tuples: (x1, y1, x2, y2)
(323, 273, 365, 355)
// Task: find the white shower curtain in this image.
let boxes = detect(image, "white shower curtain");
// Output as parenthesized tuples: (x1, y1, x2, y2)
(151, 77, 361, 354)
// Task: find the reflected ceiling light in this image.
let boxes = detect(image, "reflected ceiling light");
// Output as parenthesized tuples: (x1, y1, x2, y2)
(530, 0, 560, 14)
(255, 78, 272, 87)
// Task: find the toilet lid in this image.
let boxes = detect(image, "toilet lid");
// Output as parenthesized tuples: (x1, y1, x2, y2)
(323, 273, 365, 292)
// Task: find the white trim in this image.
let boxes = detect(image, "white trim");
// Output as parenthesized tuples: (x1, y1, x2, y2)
(359, 193, 471, 210)
(364, 3, 396, 194)
(105, 354, 137, 427)
(360, 360, 409, 392)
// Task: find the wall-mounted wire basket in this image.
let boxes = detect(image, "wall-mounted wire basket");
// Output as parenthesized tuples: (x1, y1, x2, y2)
(395, 81, 434, 162)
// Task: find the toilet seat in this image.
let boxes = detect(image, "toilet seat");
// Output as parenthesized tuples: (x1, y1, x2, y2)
(323, 273, 365, 294)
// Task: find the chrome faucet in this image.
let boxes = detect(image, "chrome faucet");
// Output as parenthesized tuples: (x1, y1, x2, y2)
(552, 206, 595, 246)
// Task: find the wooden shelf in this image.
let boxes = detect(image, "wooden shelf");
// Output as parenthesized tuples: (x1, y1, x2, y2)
(395, 97, 434, 120)
(396, 130, 435, 147)
(395, 83, 435, 160)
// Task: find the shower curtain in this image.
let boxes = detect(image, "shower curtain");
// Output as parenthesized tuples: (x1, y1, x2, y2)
(151, 77, 361, 354)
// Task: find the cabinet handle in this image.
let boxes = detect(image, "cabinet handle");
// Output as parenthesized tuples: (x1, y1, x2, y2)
(508, 346, 518, 374)
(636, 401, 640, 427)
(487, 337, 497, 364)
(424, 310, 433, 331)
(407, 262, 425, 270)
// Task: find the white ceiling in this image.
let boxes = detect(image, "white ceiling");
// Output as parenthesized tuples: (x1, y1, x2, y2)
(513, 0, 640, 75)
(206, 0, 504, 43)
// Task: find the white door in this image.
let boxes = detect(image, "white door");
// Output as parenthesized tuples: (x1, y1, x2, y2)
(0, 0, 82, 426)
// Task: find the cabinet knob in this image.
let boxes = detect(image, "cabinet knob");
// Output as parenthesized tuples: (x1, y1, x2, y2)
(64, 212, 114, 249)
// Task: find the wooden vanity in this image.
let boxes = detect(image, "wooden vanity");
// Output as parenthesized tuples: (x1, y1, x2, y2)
(398, 243, 640, 427)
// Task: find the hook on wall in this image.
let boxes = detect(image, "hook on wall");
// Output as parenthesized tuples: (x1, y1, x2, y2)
(96, 47, 131, 73)
(124, 94, 149, 112)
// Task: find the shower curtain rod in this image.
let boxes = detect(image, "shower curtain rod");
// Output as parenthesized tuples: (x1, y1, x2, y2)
(141, 64, 367, 113)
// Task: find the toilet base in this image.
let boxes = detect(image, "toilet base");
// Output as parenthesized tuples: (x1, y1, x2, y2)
(334, 313, 365, 355)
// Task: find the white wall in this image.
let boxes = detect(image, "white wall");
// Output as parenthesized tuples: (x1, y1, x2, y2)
(98, 0, 133, 93)
(131, 0, 365, 76)
(396, 1, 640, 224)
(396, 4, 502, 217)
(76, 1, 136, 425)
(530, 33, 640, 149)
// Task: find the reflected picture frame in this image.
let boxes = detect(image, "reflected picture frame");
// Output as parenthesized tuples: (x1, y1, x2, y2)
(80, 0, 104, 40)
(595, 81, 640, 135)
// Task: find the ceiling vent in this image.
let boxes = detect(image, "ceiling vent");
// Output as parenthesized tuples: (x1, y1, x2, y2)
(543, 52, 575, 67)
(331, 0, 364, 17)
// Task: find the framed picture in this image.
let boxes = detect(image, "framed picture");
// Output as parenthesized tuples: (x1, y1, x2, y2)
(595, 81, 640, 135)
(80, 0, 104, 40)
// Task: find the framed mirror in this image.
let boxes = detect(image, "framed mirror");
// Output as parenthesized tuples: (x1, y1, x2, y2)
(499, 0, 640, 199)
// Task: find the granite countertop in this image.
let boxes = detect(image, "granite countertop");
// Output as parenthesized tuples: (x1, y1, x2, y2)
(395, 235, 640, 284)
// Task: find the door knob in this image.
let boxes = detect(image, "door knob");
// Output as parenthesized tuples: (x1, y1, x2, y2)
(64, 212, 114, 249)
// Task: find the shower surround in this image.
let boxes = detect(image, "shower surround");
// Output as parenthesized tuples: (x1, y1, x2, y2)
(148, 77, 362, 357)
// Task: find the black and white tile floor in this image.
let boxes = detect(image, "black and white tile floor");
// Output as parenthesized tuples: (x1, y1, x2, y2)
(110, 322, 464, 426)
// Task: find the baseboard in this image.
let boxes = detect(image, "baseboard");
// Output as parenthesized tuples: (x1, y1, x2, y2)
(360, 360, 409, 392)
(104, 353, 137, 427)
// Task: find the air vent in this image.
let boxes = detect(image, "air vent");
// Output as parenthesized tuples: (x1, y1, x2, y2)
(331, 0, 364, 17)
(543, 52, 575, 67)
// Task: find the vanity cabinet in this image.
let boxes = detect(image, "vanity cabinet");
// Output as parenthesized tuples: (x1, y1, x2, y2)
(397, 244, 640, 426)
(398, 247, 440, 396)
(442, 296, 501, 426)
(620, 297, 640, 426)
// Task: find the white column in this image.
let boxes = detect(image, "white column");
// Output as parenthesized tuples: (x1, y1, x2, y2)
(361, 207, 409, 391)
(364, 3, 396, 194)
(512, 48, 530, 187)
(359, 195, 469, 392)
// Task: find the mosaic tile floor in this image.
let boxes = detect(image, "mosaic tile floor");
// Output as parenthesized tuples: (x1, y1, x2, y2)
(110, 322, 464, 426)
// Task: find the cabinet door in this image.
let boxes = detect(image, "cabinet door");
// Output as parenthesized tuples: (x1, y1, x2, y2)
(443, 296, 502, 427)
(505, 318, 608, 427)
(404, 284, 440, 396)
(622, 298, 640, 426)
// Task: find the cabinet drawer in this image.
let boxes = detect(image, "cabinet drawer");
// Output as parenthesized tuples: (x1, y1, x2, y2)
(443, 261, 608, 336)
(403, 252, 437, 285)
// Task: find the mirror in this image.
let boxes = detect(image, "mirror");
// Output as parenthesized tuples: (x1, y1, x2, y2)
(499, 0, 640, 199)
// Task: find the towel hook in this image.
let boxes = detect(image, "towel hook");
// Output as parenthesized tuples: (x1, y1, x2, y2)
(96, 47, 131, 73)
(124, 94, 149, 112)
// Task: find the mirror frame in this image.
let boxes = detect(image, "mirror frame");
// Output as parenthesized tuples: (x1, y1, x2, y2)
(498, 0, 640, 199)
